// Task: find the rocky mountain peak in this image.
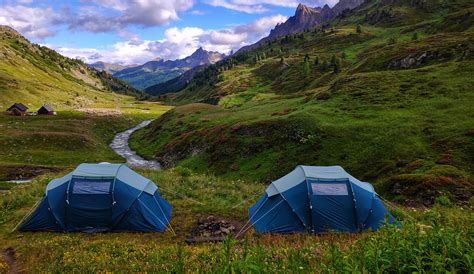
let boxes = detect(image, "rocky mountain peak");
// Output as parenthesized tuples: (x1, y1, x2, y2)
(264, 1, 364, 40)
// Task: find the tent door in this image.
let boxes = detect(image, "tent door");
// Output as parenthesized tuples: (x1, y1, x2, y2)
(308, 179, 357, 232)
(66, 178, 113, 231)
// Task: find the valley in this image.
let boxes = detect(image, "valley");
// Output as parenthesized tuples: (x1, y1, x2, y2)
(0, 0, 473, 272)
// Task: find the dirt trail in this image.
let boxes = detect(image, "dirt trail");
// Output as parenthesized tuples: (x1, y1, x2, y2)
(2, 248, 19, 274)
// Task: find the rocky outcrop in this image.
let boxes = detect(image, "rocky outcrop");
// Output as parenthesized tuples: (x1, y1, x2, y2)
(237, 0, 365, 54)
(268, 0, 364, 39)
(388, 44, 471, 69)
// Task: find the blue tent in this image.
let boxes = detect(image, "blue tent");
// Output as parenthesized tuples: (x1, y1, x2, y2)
(249, 166, 396, 233)
(19, 163, 172, 232)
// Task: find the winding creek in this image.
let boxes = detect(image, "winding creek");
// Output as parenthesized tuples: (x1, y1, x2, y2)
(109, 120, 162, 170)
(1, 120, 160, 191)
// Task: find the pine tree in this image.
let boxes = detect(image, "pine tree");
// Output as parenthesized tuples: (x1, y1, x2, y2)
(321, 60, 328, 72)
(356, 24, 362, 34)
(330, 54, 337, 66)
(303, 58, 310, 77)
(333, 58, 341, 74)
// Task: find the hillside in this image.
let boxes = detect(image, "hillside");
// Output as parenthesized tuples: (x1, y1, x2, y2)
(89, 61, 135, 74)
(237, 0, 364, 54)
(144, 65, 206, 96)
(0, 26, 142, 109)
(131, 0, 474, 206)
(112, 47, 225, 90)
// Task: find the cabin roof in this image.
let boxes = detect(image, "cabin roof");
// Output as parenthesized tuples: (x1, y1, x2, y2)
(39, 104, 54, 112)
(7, 103, 28, 112)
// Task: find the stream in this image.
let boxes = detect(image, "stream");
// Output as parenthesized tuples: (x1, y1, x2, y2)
(109, 120, 161, 170)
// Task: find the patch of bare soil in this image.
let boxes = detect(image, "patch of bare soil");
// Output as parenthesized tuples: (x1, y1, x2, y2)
(2, 248, 19, 274)
(0, 165, 62, 181)
(186, 215, 245, 243)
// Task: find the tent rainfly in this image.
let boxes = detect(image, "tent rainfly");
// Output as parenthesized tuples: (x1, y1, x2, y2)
(249, 166, 396, 233)
(18, 163, 172, 232)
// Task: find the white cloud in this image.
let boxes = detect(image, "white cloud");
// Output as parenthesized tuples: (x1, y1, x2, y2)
(190, 10, 206, 15)
(75, 0, 195, 30)
(54, 14, 288, 65)
(0, 5, 62, 39)
(0, 0, 195, 39)
(205, 0, 338, 14)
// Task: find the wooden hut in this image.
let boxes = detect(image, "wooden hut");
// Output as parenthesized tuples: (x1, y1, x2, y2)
(6, 103, 28, 116)
(37, 104, 55, 115)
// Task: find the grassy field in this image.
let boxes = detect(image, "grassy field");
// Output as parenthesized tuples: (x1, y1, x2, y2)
(0, 169, 472, 272)
(0, 26, 140, 110)
(131, 1, 474, 206)
(0, 99, 172, 181)
(0, 0, 473, 272)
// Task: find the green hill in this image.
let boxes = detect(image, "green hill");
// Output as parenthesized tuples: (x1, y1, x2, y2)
(0, 26, 142, 109)
(132, 0, 474, 205)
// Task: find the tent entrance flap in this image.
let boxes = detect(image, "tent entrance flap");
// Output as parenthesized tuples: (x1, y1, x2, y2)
(308, 179, 357, 232)
(66, 178, 113, 231)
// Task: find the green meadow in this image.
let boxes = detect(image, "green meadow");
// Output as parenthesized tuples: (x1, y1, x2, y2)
(0, 0, 473, 272)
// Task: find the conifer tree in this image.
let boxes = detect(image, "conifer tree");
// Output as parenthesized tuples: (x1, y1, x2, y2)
(333, 58, 341, 74)
(330, 54, 337, 65)
(314, 55, 319, 66)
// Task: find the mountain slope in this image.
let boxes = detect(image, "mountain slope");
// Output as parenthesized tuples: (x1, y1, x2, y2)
(112, 47, 225, 90)
(131, 0, 474, 205)
(89, 61, 134, 74)
(144, 65, 206, 96)
(237, 0, 364, 54)
(0, 26, 141, 108)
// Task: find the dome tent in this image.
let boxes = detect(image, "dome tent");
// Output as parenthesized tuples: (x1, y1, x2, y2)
(249, 166, 396, 233)
(18, 163, 172, 232)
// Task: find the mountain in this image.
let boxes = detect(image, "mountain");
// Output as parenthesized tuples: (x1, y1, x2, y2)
(131, 0, 474, 205)
(0, 25, 142, 108)
(237, 0, 364, 54)
(89, 61, 134, 74)
(144, 65, 206, 96)
(111, 47, 225, 91)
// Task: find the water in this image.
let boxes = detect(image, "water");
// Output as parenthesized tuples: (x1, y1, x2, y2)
(6, 179, 32, 184)
(109, 120, 161, 170)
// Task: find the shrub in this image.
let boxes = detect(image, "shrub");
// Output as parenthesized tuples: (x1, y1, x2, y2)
(435, 195, 452, 207)
(174, 166, 193, 177)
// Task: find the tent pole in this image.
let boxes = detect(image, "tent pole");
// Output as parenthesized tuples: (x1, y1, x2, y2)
(235, 199, 284, 239)
(234, 196, 268, 239)
(11, 198, 42, 233)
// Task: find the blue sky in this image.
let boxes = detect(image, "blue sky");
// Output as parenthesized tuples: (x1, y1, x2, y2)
(0, 0, 337, 64)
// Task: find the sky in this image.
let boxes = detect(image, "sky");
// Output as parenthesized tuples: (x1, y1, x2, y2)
(0, 0, 338, 65)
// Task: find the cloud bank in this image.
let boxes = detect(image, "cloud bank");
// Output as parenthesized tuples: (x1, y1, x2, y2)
(51, 14, 287, 65)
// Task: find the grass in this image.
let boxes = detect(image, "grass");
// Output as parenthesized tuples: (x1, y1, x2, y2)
(0, 100, 172, 180)
(0, 182, 16, 190)
(0, 169, 472, 272)
(0, 26, 140, 109)
(130, 1, 474, 205)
